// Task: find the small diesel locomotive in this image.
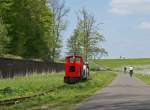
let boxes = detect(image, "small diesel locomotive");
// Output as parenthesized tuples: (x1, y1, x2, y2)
(64, 55, 89, 84)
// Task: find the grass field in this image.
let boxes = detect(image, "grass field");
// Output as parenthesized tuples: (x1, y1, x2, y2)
(0, 73, 64, 100)
(136, 74, 150, 85)
(1, 58, 150, 110)
(1, 71, 116, 110)
(94, 58, 150, 69)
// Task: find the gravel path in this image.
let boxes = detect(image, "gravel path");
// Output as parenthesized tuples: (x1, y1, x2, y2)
(75, 73, 150, 110)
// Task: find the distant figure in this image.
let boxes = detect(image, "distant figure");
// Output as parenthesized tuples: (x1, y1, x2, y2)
(124, 67, 127, 73)
(120, 56, 122, 59)
(83, 63, 87, 78)
(86, 62, 89, 79)
(129, 66, 134, 77)
(83, 62, 89, 79)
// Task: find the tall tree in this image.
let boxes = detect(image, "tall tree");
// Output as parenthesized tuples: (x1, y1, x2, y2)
(67, 28, 81, 56)
(67, 9, 106, 60)
(48, 0, 70, 62)
(0, 17, 9, 55)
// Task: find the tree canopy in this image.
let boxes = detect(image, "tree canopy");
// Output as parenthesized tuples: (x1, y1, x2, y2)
(0, 1, 106, 61)
(0, 0, 63, 61)
(67, 9, 107, 60)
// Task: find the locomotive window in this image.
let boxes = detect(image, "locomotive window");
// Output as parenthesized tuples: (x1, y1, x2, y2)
(75, 58, 81, 63)
(69, 58, 74, 63)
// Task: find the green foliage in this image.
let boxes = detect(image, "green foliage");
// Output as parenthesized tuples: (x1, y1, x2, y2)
(0, 0, 66, 61)
(67, 9, 106, 60)
(48, 0, 70, 61)
(67, 28, 82, 56)
(7, 0, 52, 59)
(0, 17, 9, 54)
(1, 71, 116, 110)
(0, 87, 13, 95)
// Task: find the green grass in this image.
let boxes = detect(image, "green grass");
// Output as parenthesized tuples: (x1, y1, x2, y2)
(1, 71, 116, 110)
(136, 74, 150, 85)
(94, 58, 150, 69)
(0, 73, 64, 100)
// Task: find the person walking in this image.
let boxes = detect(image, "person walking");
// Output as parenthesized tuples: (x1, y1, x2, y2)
(124, 67, 127, 73)
(129, 66, 134, 77)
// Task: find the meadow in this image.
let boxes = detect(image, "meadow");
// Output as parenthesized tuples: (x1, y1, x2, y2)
(1, 58, 150, 110)
(1, 71, 116, 110)
(0, 73, 64, 100)
(94, 58, 150, 69)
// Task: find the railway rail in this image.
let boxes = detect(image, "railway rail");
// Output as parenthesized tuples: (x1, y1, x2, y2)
(0, 85, 66, 106)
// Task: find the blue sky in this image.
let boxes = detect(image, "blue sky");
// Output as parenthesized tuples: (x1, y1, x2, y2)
(62, 0, 150, 58)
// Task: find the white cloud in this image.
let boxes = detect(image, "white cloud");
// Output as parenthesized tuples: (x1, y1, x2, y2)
(138, 22, 150, 30)
(110, 0, 150, 15)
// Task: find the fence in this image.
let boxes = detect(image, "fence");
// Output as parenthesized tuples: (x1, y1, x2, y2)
(0, 58, 64, 78)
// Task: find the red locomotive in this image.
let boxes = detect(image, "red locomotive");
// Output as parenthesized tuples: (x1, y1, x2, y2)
(64, 55, 89, 84)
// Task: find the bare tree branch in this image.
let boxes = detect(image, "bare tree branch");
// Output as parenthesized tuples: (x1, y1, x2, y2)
(48, 0, 70, 62)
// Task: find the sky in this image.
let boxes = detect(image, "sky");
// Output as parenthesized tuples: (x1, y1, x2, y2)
(62, 0, 150, 58)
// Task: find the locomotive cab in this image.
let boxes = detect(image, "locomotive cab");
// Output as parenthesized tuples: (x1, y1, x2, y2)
(64, 55, 89, 84)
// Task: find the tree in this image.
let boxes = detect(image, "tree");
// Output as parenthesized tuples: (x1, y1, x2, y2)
(67, 28, 81, 56)
(92, 47, 108, 59)
(67, 9, 106, 60)
(0, 0, 54, 60)
(0, 17, 9, 54)
(48, 0, 70, 62)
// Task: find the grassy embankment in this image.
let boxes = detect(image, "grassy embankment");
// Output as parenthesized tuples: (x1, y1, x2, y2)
(0, 71, 116, 110)
(94, 58, 150, 69)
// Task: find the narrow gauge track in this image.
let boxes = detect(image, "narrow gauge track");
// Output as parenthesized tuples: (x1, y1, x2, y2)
(0, 85, 66, 106)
